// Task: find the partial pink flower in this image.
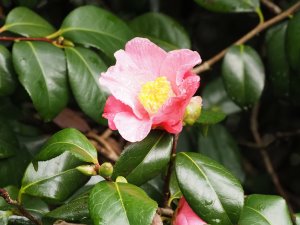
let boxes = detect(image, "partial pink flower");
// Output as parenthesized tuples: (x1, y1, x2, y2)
(173, 198, 207, 225)
(99, 37, 201, 142)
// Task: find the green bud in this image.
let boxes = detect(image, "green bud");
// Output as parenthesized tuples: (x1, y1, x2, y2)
(116, 176, 128, 183)
(98, 162, 113, 178)
(76, 165, 97, 176)
(183, 96, 202, 126)
(62, 39, 75, 47)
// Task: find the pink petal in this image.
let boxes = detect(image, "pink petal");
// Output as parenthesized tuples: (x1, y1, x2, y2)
(99, 50, 149, 118)
(160, 49, 201, 92)
(114, 112, 152, 142)
(174, 198, 207, 225)
(102, 96, 132, 130)
(125, 37, 167, 77)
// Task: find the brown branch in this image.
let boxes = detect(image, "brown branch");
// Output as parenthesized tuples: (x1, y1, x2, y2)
(261, 0, 282, 14)
(163, 134, 179, 207)
(250, 104, 294, 215)
(157, 207, 174, 218)
(0, 36, 53, 43)
(192, 1, 300, 74)
(0, 188, 42, 225)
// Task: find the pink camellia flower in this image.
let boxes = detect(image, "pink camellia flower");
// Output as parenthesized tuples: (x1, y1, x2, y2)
(173, 197, 207, 225)
(99, 37, 201, 142)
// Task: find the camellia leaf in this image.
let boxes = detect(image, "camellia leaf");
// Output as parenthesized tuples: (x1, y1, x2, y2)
(65, 47, 108, 124)
(0, 120, 18, 159)
(0, 7, 55, 37)
(112, 130, 173, 186)
(89, 181, 157, 225)
(56, 5, 134, 58)
(35, 128, 98, 164)
(20, 152, 89, 203)
(175, 152, 244, 225)
(140, 175, 164, 205)
(0, 46, 16, 96)
(13, 41, 69, 121)
(193, 0, 259, 13)
(129, 12, 191, 50)
(196, 108, 226, 125)
(239, 194, 293, 225)
(222, 45, 265, 108)
(286, 12, 300, 72)
(296, 213, 300, 225)
(266, 22, 290, 97)
(197, 124, 245, 182)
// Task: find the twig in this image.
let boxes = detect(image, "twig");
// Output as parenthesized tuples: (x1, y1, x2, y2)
(157, 207, 174, 218)
(192, 1, 300, 74)
(0, 36, 53, 43)
(163, 134, 179, 207)
(261, 0, 282, 14)
(250, 104, 294, 215)
(0, 188, 42, 225)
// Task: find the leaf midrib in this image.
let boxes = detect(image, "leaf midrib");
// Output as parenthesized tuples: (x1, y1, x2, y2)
(244, 206, 272, 225)
(114, 183, 130, 225)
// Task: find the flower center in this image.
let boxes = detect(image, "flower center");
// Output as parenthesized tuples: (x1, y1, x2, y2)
(138, 76, 174, 114)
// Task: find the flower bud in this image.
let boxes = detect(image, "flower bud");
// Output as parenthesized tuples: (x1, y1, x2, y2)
(76, 165, 97, 176)
(115, 176, 128, 183)
(98, 162, 113, 178)
(62, 39, 75, 47)
(183, 96, 202, 126)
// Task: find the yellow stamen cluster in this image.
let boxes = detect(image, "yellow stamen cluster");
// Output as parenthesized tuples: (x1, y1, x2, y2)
(138, 76, 174, 114)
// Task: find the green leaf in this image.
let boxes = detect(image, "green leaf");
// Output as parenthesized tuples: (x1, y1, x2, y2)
(35, 128, 98, 164)
(0, 46, 16, 96)
(0, 120, 19, 159)
(0, 186, 18, 210)
(45, 194, 90, 223)
(112, 130, 173, 186)
(129, 12, 191, 50)
(20, 152, 89, 203)
(16, 0, 39, 8)
(89, 181, 157, 225)
(296, 213, 300, 225)
(286, 12, 300, 71)
(0, 147, 31, 187)
(239, 194, 293, 225)
(0, 97, 21, 120)
(197, 124, 245, 182)
(175, 152, 244, 225)
(58, 5, 134, 58)
(1, 7, 55, 37)
(197, 108, 226, 125)
(222, 45, 265, 108)
(266, 22, 290, 97)
(140, 175, 164, 205)
(202, 78, 241, 115)
(0, 211, 11, 225)
(193, 0, 259, 13)
(13, 41, 69, 121)
(65, 47, 108, 124)
(169, 171, 182, 204)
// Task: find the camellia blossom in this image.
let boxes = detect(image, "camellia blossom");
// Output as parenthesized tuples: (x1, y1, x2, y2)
(173, 197, 207, 225)
(99, 37, 201, 142)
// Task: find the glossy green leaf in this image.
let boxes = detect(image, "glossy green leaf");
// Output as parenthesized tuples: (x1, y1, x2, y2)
(296, 213, 300, 225)
(140, 175, 164, 205)
(202, 78, 241, 115)
(239, 194, 293, 225)
(112, 130, 173, 185)
(197, 108, 226, 125)
(169, 171, 182, 204)
(20, 152, 89, 203)
(1, 7, 55, 37)
(0, 120, 18, 159)
(222, 45, 265, 108)
(45, 194, 90, 223)
(286, 12, 300, 71)
(194, 0, 259, 13)
(266, 22, 290, 97)
(35, 128, 98, 164)
(58, 6, 134, 58)
(65, 47, 107, 124)
(13, 41, 69, 121)
(197, 124, 245, 182)
(0, 147, 31, 187)
(89, 181, 157, 225)
(129, 12, 190, 50)
(0, 46, 16, 96)
(0, 211, 11, 225)
(175, 152, 244, 225)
